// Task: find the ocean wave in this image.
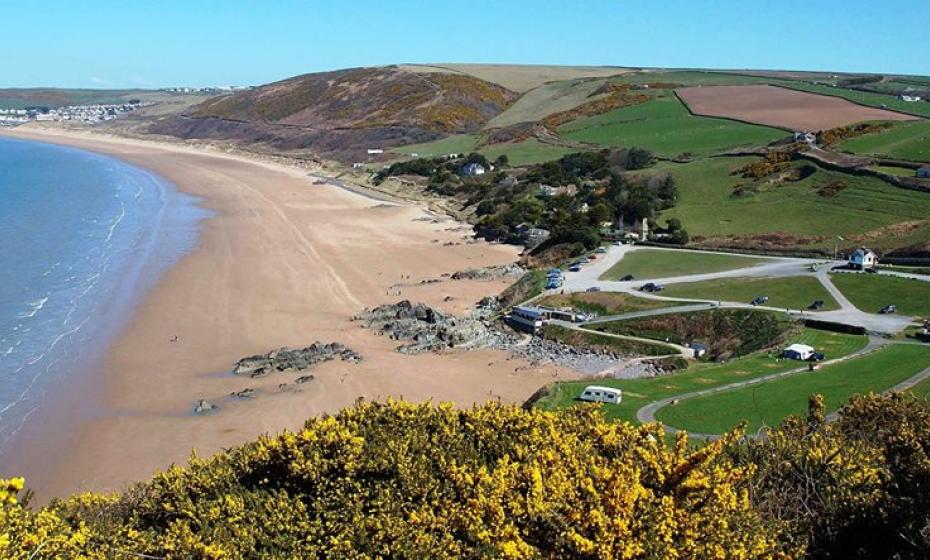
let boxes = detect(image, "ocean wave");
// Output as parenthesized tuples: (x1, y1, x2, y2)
(17, 296, 49, 319)
(104, 203, 126, 244)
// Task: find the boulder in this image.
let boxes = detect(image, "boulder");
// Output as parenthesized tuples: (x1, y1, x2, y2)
(232, 342, 362, 378)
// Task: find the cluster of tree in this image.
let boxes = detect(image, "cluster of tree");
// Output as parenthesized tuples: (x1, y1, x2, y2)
(477, 149, 681, 250)
(4, 393, 930, 558)
(373, 152, 502, 186)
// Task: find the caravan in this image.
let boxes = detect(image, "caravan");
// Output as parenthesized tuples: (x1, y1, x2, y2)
(579, 386, 622, 404)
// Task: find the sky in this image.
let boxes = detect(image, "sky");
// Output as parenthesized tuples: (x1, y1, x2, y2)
(2, 0, 929, 89)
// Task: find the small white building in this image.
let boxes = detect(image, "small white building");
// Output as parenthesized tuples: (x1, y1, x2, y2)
(366, 148, 384, 155)
(579, 386, 622, 404)
(782, 344, 815, 361)
(461, 162, 486, 176)
(899, 95, 923, 102)
(793, 131, 817, 144)
(849, 247, 878, 270)
(918, 166, 930, 179)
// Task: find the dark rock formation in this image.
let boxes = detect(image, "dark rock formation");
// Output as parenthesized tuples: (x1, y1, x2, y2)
(233, 342, 362, 378)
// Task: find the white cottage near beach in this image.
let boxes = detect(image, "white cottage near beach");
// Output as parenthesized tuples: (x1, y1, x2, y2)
(849, 247, 878, 270)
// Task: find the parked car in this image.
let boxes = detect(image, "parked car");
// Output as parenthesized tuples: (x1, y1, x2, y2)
(620, 274, 635, 282)
(595, 247, 607, 254)
(808, 352, 826, 362)
(569, 265, 582, 272)
(587, 254, 597, 261)
(865, 268, 878, 274)
(751, 296, 769, 306)
(640, 282, 664, 293)
(880, 304, 897, 314)
(808, 300, 824, 310)
(547, 268, 562, 276)
(586, 287, 602, 292)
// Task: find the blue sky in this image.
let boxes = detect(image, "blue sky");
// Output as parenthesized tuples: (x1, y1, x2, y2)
(2, 0, 928, 88)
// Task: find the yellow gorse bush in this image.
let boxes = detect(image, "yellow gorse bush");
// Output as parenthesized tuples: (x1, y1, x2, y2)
(0, 400, 790, 559)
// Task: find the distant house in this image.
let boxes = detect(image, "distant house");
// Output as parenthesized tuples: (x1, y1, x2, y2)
(688, 342, 708, 359)
(366, 148, 384, 155)
(515, 224, 550, 246)
(849, 247, 878, 270)
(352, 162, 365, 170)
(793, 131, 817, 144)
(461, 163, 486, 176)
(782, 344, 815, 361)
(918, 166, 930, 179)
(537, 184, 558, 198)
(497, 175, 518, 188)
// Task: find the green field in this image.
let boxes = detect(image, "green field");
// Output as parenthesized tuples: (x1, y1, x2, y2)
(485, 78, 609, 128)
(661, 276, 840, 311)
(780, 82, 930, 118)
(831, 274, 930, 317)
(870, 164, 922, 177)
(478, 138, 579, 166)
(536, 291, 670, 316)
(600, 248, 767, 280)
(909, 375, 930, 400)
(657, 344, 930, 434)
(656, 157, 930, 251)
(533, 328, 867, 424)
(391, 134, 481, 157)
(839, 120, 930, 163)
(613, 71, 778, 87)
(559, 97, 786, 157)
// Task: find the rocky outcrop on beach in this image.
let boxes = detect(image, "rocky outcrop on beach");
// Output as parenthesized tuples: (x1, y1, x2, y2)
(451, 263, 526, 281)
(232, 342, 362, 378)
(193, 399, 218, 414)
(510, 337, 626, 375)
(354, 300, 516, 354)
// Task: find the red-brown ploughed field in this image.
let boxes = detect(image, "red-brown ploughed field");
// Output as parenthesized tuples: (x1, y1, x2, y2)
(677, 85, 918, 131)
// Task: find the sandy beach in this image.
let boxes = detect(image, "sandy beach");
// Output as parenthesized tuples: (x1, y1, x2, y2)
(0, 128, 573, 501)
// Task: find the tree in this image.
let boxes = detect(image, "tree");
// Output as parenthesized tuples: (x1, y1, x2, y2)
(493, 154, 509, 168)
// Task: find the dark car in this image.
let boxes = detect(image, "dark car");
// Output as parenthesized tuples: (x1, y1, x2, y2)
(586, 287, 602, 293)
(620, 274, 635, 282)
(880, 304, 897, 314)
(865, 268, 878, 274)
(807, 352, 826, 362)
(640, 282, 664, 293)
(808, 300, 824, 310)
(751, 296, 769, 306)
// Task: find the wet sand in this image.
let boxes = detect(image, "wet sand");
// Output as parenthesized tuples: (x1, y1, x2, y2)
(0, 128, 574, 500)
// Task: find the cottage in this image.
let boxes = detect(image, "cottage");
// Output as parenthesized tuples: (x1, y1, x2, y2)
(793, 131, 817, 144)
(461, 162, 486, 176)
(688, 342, 708, 359)
(782, 344, 815, 361)
(898, 95, 923, 102)
(849, 247, 878, 270)
(366, 148, 384, 155)
(918, 166, 930, 179)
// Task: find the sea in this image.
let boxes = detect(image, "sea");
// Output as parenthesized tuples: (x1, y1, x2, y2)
(0, 136, 207, 459)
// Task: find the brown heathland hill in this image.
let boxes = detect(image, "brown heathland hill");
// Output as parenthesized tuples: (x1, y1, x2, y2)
(152, 66, 517, 161)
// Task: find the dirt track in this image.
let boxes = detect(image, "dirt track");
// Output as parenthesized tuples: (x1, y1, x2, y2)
(677, 85, 917, 131)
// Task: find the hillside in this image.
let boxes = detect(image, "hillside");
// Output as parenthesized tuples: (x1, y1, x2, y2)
(152, 66, 518, 162)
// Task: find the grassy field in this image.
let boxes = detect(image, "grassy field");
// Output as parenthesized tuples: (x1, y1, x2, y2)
(831, 274, 930, 317)
(839, 120, 930, 163)
(533, 328, 867, 424)
(909, 375, 930, 400)
(657, 344, 930, 434)
(656, 157, 930, 251)
(391, 134, 481, 157)
(559, 97, 786, 157)
(661, 276, 839, 311)
(870, 164, 921, 177)
(600, 248, 767, 280)
(478, 139, 579, 166)
(536, 291, 671, 316)
(780, 82, 930, 119)
(613, 71, 778, 87)
(485, 78, 609, 128)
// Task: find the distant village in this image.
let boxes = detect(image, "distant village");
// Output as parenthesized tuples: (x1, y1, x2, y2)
(0, 101, 147, 125)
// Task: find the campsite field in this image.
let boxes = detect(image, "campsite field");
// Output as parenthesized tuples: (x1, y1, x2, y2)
(533, 328, 867, 424)
(676, 85, 917, 131)
(780, 82, 930, 119)
(839, 120, 930, 163)
(536, 292, 671, 316)
(613, 70, 777, 87)
(661, 276, 839, 311)
(656, 157, 930, 250)
(600, 249, 768, 280)
(831, 274, 930, 317)
(391, 134, 481, 157)
(478, 139, 579, 166)
(657, 344, 930, 434)
(559, 97, 786, 157)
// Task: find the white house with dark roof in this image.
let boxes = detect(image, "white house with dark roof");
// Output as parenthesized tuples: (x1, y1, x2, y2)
(849, 247, 878, 270)
(918, 166, 930, 179)
(461, 162, 486, 177)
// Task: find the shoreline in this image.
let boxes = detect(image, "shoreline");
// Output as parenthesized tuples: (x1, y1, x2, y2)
(0, 127, 575, 501)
